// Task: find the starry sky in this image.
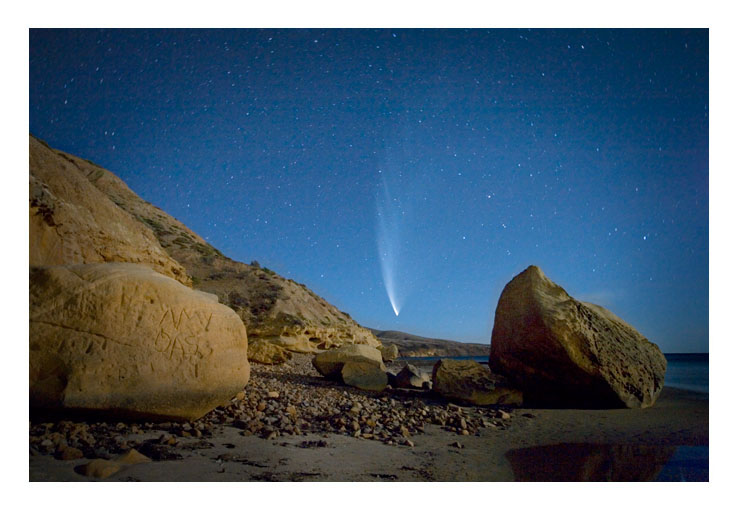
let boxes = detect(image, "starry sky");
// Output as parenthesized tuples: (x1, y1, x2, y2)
(29, 29, 708, 352)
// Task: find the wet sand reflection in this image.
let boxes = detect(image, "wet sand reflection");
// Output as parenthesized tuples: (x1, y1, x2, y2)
(505, 443, 677, 482)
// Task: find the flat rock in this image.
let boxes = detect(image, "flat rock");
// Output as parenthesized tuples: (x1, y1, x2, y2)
(432, 359, 522, 406)
(489, 265, 667, 408)
(30, 263, 250, 421)
(312, 344, 386, 379)
(248, 339, 292, 364)
(266, 335, 318, 354)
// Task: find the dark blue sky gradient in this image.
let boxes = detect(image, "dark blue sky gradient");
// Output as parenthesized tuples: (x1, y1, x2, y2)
(29, 29, 708, 352)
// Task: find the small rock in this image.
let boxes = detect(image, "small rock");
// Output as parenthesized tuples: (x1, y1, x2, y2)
(56, 445, 84, 461)
(116, 449, 152, 465)
(78, 459, 121, 479)
(267, 391, 280, 399)
(450, 441, 464, 449)
(394, 364, 431, 389)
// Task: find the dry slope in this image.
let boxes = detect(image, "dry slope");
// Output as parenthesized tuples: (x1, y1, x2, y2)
(29, 135, 189, 285)
(34, 135, 379, 352)
(371, 329, 489, 358)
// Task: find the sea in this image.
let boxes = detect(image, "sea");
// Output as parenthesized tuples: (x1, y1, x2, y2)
(399, 353, 709, 396)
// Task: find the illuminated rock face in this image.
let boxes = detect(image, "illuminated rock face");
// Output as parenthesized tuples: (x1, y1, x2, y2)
(30, 263, 249, 421)
(29, 135, 190, 286)
(490, 266, 667, 409)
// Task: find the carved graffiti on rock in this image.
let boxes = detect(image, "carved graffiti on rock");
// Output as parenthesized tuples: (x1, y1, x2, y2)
(154, 308, 214, 363)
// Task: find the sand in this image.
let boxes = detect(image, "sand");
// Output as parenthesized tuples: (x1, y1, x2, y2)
(29, 355, 708, 482)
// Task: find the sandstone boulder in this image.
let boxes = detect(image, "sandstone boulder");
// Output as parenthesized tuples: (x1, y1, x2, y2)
(489, 265, 667, 408)
(378, 343, 400, 362)
(432, 359, 522, 406)
(394, 364, 430, 389)
(248, 339, 292, 365)
(341, 361, 388, 391)
(30, 263, 250, 421)
(312, 344, 386, 379)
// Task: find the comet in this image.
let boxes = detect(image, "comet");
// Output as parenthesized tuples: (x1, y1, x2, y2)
(376, 174, 403, 316)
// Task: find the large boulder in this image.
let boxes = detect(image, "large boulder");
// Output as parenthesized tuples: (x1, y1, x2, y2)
(312, 344, 386, 379)
(248, 339, 292, 365)
(489, 266, 667, 409)
(432, 359, 522, 406)
(29, 263, 250, 421)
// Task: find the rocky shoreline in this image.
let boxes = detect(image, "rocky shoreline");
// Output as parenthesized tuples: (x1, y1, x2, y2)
(30, 353, 518, 478)
(29, 352, 708, 482)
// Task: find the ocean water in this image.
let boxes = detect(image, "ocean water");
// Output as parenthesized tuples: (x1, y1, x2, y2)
(399, 353, 709, 395)
(663, 353, 709, 394)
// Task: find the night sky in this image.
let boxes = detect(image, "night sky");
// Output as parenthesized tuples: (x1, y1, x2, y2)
(29, 29, 709, 352)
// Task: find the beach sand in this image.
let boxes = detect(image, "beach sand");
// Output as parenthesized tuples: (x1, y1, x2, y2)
(29, 355, 707, 482)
